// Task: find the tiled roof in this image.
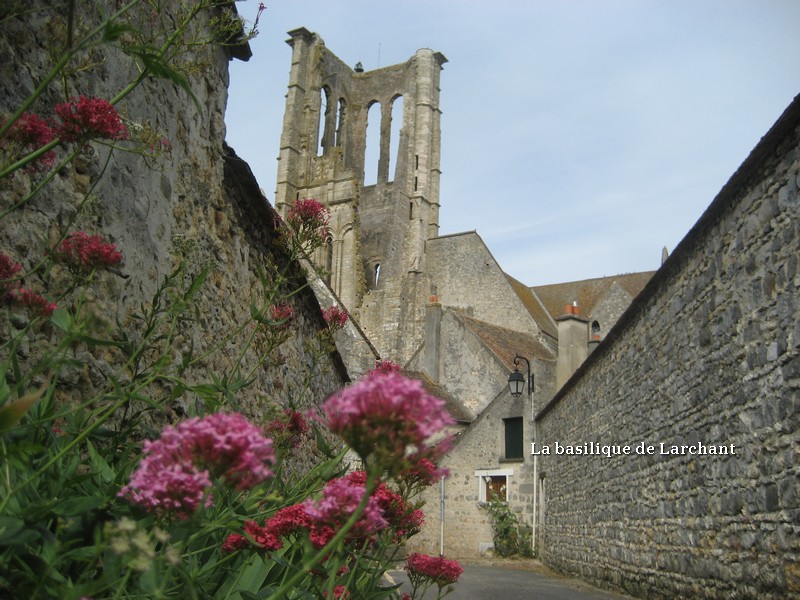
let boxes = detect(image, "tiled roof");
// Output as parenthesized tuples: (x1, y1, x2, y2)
(532, 271, 656, 319)
(456, 312, 555, 370)
(404, 370, 476, 423)
(505, 273, 558, 340)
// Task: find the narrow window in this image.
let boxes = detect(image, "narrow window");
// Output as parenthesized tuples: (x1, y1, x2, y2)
(334, 98, 346, 147)
(388, 95, 403, 182)
(504, 417, 523, 460)
(414, 176, 418, 191)
(317, 87, 330, 156)
(324, 236, 333, 284)
(364, 101, 381, 185)
(374, 263, 381, 288)
(415, 154, 419, 170)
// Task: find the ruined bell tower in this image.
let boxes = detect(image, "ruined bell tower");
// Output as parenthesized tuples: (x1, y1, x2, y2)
(274, 28, 446, 362)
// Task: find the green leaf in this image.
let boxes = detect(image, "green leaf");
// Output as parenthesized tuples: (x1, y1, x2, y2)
(184, 267, 209, 302)
(0, 378, 51, 434)
(52, 495, 106, 517)
(87, 440, 115, 483)
(101, 20, 135, 42)
(50, 307, 71, 331)
(125, 44, 201, 111)
(0, 516, 25, 544)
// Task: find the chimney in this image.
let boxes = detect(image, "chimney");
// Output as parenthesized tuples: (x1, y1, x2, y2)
(424, 296, 442, 383)
(556, 301, 589, 389)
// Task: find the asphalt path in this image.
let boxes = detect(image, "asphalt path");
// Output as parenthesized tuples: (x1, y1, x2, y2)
(386, 561, 636, 600)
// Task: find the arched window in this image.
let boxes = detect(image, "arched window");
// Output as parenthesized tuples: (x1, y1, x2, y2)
(335, 98, 346, 147)
(374, 263, 381, 288)
(388, 95, 403, 182)
(591, 321, 601, 337)
(317, 87, 331, 156)
(364, 101, 381, 185)
(324, 236, 333, 284)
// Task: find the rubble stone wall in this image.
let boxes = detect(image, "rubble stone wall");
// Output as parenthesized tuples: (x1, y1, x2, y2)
(536, 96, 800, 599)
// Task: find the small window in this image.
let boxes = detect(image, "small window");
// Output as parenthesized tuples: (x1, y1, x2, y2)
(503, 417, 523, 459)
(374, 263, 381, 287)
(484, 476, 507, 503)
(475, 468, 513, 503)
(409, 202, 413, 220)
(591, 320, 601, 337)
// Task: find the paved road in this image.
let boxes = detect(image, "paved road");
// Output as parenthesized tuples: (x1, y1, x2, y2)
(387, 561, 636, 600)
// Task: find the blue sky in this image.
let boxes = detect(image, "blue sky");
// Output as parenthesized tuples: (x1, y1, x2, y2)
(225, 1, 800, 286)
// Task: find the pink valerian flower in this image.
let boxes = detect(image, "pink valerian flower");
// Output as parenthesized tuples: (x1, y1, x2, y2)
(120, 459, 213, 518)
(343, 471, 424, 540)
(398, 456, 450, 488)
(405, 553, 463, 588)
(53, 96, 129, 142)
(119, 413, 275, 518)
(286, 197, 330, 232)
(323, 586, 350, 599)
(322, 372, 455, 474)
(0, 253, 56, 316)
(3, 113, 57, 170)
(5, 287, 57, 317)
(0, 253, 23, 294)
(322, 305, 348, 330)
(253, 475, 388, 551)
(370, 360, 402, 377)
(243, 520, 282, 551)
(283, 197, 330, 246)
(264, 408, 310, 450)
(302, 477, 388, 543)
(221, 533, 248, 554)
(52, 231, 123, 273)
(269, 302, 295, 329)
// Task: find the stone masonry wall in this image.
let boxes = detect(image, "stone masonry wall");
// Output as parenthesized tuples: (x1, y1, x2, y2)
(1, 4, 349, 434)
(535, 95, 800, 599)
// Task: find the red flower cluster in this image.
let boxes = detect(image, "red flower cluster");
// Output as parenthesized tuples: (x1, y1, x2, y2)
(53, 96, 129, 142)
(322, 305, 348, 330)
(3, 113, 56, 171)
(222, 471, 420, 555)
(371, 360, 402, 376)
(52, 231, 123, 273)
(263, 408, 310, 450)
(286, 197, 330, 230)
(405, 553, 463, 588)
(0, 253, 55, 317)
(283, 197, 330, 246)
(269, 302, 295, 329)
(343, 471, 424, 541)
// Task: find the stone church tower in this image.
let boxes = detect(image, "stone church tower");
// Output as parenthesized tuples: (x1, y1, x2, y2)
(274, 28, 447, 363)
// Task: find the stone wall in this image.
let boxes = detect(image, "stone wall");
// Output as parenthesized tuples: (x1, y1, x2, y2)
(427, 232, 546, 343)
(535, 95, 800, 599)
(1, 4, 349, 431)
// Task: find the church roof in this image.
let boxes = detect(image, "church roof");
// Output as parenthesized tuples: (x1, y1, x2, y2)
(403, 370, 476, 423)
(456, 312, 555, 370)
(504, 273, 558, 340)
(532, 271, 656, 320)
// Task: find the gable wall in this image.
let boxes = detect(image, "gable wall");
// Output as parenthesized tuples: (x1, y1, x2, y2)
(427, 233, 543, 339)
(535, 96, 800, 599)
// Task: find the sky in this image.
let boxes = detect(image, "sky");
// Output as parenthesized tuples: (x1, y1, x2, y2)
(225, 1, 800, 286)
